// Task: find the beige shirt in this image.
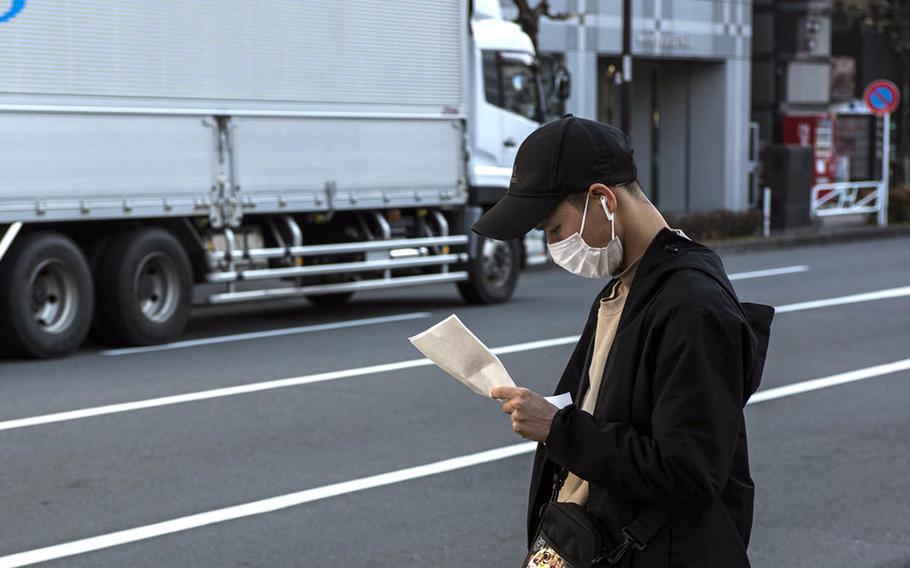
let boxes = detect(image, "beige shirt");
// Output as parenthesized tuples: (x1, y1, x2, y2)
(557, 228, 690, 505)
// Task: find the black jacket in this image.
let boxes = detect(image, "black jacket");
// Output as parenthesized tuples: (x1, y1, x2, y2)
(528, 227, 774, 567)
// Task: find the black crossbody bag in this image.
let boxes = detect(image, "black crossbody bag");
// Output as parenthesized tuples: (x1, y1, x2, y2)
(521, 466, 672, 567)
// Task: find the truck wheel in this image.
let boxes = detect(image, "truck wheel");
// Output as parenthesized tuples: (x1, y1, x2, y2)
(0, 232, 94, 358)
(95, 228, 192, 346)
(457, 236, 520, 304)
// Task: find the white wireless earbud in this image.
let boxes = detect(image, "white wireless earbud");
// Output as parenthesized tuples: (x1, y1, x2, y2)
(600, 196, 614, 221)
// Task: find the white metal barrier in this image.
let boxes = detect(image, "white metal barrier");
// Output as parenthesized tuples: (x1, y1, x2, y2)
(810, 180, 886, 219)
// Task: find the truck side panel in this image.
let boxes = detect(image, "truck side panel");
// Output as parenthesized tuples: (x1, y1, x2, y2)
(232, 116, 466, 213)
(0, 113, 215, 223)
(0, 0, 464, 115)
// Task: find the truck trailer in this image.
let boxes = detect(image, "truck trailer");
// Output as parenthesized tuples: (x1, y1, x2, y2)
(0, 0, 568, 358)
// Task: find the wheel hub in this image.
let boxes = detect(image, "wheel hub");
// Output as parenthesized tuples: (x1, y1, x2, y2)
(134, 253, 179, 324)
(29, 259, 77, 334)
(480, 239, 513, 289)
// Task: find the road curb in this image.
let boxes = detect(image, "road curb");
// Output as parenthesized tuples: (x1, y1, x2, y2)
(705, 223, 910, 254)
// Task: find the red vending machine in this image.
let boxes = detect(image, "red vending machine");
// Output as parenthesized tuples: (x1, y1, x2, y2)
(781, 114, 836, 184)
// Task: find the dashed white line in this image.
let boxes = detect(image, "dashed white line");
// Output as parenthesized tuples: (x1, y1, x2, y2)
(2, 357, 909, 567)
(0, 443, 538, 568)
(99, 265, 808, 357)
(0, 336, 580, 432)
(727, 265, 809, 280)
(100, 312, 434, 356)
(774, 285, 910, 314)
(748, 358, 910, 404)
(7, 279, 910, 435)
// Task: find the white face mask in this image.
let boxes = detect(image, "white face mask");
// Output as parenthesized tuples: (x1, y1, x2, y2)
(546, 194, 623, 279)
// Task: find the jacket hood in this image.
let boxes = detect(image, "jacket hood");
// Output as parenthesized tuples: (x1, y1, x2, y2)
(599, 227, 775, 402)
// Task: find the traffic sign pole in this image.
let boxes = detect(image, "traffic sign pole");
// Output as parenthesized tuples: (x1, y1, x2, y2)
(880, 111, 890, 226)
(863, 79, 899, 227)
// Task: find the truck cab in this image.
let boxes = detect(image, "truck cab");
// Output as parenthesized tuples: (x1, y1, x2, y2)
(469, 3, 542, 193)
(466, 0, 555, 275)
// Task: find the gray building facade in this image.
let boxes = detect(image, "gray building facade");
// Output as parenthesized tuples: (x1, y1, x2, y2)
(505, 0, 753, 214)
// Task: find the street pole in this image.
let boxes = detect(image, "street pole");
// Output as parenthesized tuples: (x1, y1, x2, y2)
(621, 0, 632, 134)
(763, 186, 771, 238)
(880, 112, 890, 226)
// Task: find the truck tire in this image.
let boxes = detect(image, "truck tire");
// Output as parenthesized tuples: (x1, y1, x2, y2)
(457, 235, 520, 304)
(0, 232, 94, 358)
(95, 227, 192, 346)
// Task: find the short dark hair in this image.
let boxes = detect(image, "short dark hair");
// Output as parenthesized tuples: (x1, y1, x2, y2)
(564, 180, 648, 210)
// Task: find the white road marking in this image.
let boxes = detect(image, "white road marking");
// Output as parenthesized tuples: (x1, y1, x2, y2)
(99, 265, 807, 357)
(0, 221, 23, 262)
(748, 358, 910, 404)
(0, 336, 581, 432)
(100, 312, 434, 356)
(0, 443, 538, 568)
(774, 285, 910, 314)
(8, 279, 910, 435)
(2, 357, 909, 567)
(727, 265, 809, 280)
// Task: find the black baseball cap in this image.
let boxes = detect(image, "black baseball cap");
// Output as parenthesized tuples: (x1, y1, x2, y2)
(471, 114, 637, 241)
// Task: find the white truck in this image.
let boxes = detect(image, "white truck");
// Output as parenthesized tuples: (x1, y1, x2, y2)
(0, 0, 569, 358)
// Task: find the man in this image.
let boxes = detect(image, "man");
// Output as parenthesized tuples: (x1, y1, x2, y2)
(474, 114, 774, 566)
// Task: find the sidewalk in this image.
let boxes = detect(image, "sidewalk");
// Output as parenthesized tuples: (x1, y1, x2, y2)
(706, 217, 910, 254)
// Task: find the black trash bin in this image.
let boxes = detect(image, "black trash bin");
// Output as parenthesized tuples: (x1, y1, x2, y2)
(762, 145, 814, 229)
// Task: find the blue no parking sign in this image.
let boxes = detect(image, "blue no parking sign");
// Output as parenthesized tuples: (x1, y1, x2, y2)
(863, 80, 901, 116)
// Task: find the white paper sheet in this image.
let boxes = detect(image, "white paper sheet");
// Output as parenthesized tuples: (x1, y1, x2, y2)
(408, 314, 515, 398)
(543, 392, 573, 409)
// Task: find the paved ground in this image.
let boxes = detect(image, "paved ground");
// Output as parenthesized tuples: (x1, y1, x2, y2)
(1, 235, 909, 567)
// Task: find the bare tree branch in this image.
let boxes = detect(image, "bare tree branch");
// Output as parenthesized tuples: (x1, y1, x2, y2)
(835, 0, 910, 60)
(512, 0, 579, 52)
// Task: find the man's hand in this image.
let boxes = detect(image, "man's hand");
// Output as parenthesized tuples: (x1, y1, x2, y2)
(490, 386, 558, 443)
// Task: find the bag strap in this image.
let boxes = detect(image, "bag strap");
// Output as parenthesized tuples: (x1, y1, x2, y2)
(623, 507, 672, 544)
(616, 507, 672, 555)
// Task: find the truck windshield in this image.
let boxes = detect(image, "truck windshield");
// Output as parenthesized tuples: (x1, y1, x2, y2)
(482, 50, 540, 122)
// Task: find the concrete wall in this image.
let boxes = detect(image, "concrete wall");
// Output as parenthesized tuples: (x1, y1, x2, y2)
(502, 0, 754, 213)
(688, 62, 728, 211)
(655, 61, 689, 212)
(625, 58, 750, 214)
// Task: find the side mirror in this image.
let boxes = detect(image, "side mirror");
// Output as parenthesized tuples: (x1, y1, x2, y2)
(555, 66, 571, 101)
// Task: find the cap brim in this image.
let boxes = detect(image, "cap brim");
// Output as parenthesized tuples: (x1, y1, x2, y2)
(470, 192, 563, 240)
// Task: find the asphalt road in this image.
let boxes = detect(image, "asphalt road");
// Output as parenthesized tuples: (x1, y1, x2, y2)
(1, 235, 909, 567)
